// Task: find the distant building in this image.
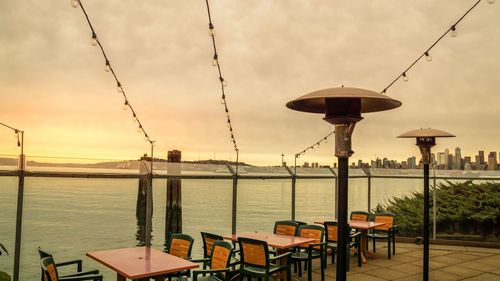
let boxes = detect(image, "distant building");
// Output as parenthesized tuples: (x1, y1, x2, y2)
(407, 156, 416, 169)
(453, 147, 462, 170)
(437, 152, 446, 169)
(488, 152, 497, 170)
(303, 162, 310, 168)
(478, 151, 485, 165)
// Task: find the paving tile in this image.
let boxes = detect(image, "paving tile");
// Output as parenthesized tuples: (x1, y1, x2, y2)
(363, 268, 411, 280)
(439, 264, 483, 278)
(459, 260, 500, 272)
(429, 269, 462, 280)
(397, 274, 422, 281)
(389, 263, 422, 275)
(429, 249, 453, 257)
(461, 273, 500, 281)
(431, 255, 466, 265)
(410, 260, 448, 270)
(346, 272, 386, 281)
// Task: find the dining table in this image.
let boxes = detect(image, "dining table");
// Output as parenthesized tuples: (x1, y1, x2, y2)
(223, 232, 315, 280)
(86, 246, 198, 281)
(314, 219, 385, 263)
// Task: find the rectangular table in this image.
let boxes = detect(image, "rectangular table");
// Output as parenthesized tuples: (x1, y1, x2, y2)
(86, 247, 198, 281)
(315, 220, 385, 263)
(223, 232, 315, 249)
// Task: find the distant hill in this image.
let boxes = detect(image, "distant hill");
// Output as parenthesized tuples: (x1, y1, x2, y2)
(0, 157, 252, 169)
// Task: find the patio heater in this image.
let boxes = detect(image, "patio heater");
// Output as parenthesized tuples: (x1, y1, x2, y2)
(286, 87, 401, 280)
(398, 128, 454, 281)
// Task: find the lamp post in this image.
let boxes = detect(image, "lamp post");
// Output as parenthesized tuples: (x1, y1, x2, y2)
(398, 128, 454, 281)
(0, 122, 24, 281)
(287, 87, 401, 280)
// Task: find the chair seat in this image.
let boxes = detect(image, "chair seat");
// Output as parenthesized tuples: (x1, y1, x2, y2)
(326, 242, 337, 249)
(367, 233, 390, 239)
(291, 250, 322, 260)
(193, 274, 225, 281)
(242, 264, 287, 275)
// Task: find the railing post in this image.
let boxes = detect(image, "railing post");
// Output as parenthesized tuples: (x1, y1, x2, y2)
(362, 166, 372, 213)
(432, 164, 437, 240)
(284, 165, 295, 220)
(13, 150, 24, 281)
(327, 167, 337, 219)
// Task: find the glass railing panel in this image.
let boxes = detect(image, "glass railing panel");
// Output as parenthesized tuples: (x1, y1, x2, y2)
(295, 179, 335, 224)
(347, 168, 367, 177)
(0, 176, 18, 278)
(237, 179, 291, 233)
(233, 166, 290, 177)
(295, 167, 334, 177)
(348, 178, 369, 214)
(21, 177, 140, 281)
(371, 168, 422, 177)
(178, 163, 231, 176)
(154, 178, 232, 259)
(371, 177, 423, 210)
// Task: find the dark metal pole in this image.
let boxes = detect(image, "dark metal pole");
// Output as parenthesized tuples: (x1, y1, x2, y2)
(13, 131, 24, 281)
(292, 155, 297, 220)
(423, 163, 430, 281)
(145, 142, 154, 247)
(231, 151, 239, 234)
(336, 157, 349, 281)
(367, 174, 371, 213)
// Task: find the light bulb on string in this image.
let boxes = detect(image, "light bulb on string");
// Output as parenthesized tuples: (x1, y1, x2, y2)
(451, 26, 457, 38)
(487, 0, 495, 4)
(425, 52, 432, 62)
(70, 0, 79, 8)
(91, 33, 98, 46)
(123, 100, 129, 110)
(137, 125, 143, 133)
(117, 82, 123, 93)
(105, 60, 111, 72)
(212, 54, 218, 67)
(402, 73, 408, 82)
(209, 23, 215, 37)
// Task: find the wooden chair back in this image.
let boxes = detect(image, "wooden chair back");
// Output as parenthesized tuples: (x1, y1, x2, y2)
(297, 224, 324, 249)
(274, 220, 299, 236)
(201, 232, 223, 258)
(238, 237, 269, 268)
(373, 212, 395, 231)
(209, 240, 233, 270)
(40, 257, 59, 281)
(350, 211, 370, 221)
(166, 233, 194, 259)
(323, 221, 338, 242)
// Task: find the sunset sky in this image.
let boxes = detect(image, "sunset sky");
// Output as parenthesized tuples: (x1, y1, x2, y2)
(1, 0, 499, 166)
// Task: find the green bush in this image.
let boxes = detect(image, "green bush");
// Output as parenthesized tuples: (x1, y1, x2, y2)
(0, 271, 11, 281)
(373, 181, 500, 240)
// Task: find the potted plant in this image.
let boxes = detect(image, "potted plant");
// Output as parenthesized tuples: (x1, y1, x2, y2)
(0, 243, 11, 281)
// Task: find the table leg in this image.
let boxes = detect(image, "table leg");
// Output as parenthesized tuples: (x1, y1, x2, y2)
(360, 230, 368, 264)
(275, 248, 289, 281)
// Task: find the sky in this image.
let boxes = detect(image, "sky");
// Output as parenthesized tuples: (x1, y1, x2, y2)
(0, 0, 499, 166)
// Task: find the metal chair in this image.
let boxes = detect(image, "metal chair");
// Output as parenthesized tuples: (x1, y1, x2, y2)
(37, 248, 99, 281)
(40, 257, 102, 281)
(291, 225, 326, 281)
(192, 240, 238, 281)
(350, 211, 370, 221)
(367, 212, 398, 259)
(162, 233, 195, 280)
(323, 221, 361, 270)
(237, 237, 292, 281)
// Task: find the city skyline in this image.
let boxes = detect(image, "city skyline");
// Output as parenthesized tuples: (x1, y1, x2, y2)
(1, 1, 499, 166)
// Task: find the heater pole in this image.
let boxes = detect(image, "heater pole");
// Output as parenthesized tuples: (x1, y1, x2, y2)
(336, 157, 349, 280)
(423, 162, 430, 281)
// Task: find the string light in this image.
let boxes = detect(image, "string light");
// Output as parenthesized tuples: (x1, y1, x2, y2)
(425, 52, 432, 62)
(450, 25, 457, 38)
(205, 0, 239, 153)
(70, 0, 79, 8)
(72, 0, 154, 145)
(295, 130, 335, 158)
(380, 0, 487, 94)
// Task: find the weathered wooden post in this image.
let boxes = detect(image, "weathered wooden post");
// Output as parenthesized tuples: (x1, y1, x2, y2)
(136, 154, 153, 246)
(165, 150, 182, 248)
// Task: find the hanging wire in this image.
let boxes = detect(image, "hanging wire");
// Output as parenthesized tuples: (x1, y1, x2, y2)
(204, 0, 239, 153)
(72, 0, 154, 145)
(381, 0, 486, 94)
(295, 130, 335, 158)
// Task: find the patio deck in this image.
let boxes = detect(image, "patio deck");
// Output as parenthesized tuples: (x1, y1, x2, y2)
(303, 242, 500, 281)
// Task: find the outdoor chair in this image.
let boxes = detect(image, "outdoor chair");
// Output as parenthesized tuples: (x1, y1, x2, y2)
(40, 256, 102, 281)
(237, 237, 292, 281)
(350, 211, 370, 221)
(162, 233, 195, 280)
(367, 212, 398, 259)
(37, 247, 100, 281)
(291, 225, 325, 281)
(201, 232, 239, 270)
(192, 240, 239, 281)
(323, 221, 361, 270)
(273, 220, 300, 236)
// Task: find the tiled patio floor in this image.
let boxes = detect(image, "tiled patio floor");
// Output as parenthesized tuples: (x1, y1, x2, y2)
(301, 242, 500, 280)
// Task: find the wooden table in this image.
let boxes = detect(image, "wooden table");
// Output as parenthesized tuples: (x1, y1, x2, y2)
(224, 232, 315, 280)
(314, 220, 385, 263)
(86, 247, 198, 281)
(223, 232, 315, 249)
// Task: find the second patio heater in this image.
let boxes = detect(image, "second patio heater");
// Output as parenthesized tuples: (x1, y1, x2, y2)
(287, 86, 401, 280)
(398, 128, 455, 281)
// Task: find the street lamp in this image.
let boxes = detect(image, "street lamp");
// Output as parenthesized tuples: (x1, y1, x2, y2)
(287, 86, 401, 280)
(398, 128, 454, 281)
